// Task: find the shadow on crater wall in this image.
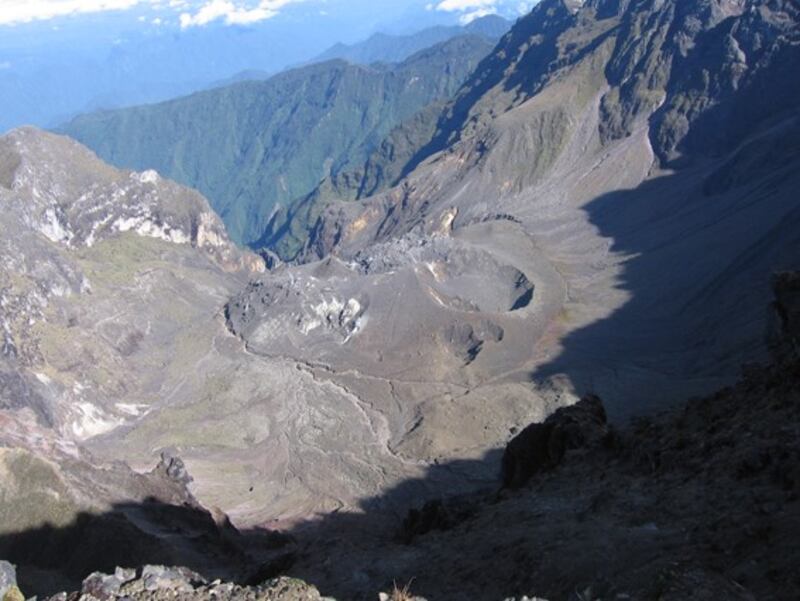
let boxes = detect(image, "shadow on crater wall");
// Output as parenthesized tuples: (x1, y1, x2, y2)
(530, 120, 800, 419)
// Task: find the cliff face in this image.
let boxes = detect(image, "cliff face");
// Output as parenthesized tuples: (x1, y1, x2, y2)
(410, 0, 799, 167)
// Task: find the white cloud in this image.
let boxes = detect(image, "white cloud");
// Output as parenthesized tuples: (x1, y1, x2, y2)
(0, 0, 305, 26)
(0, 0, 537, 29)
(431, 0, 537, 20)
(435, 0, 496, 11)
(516, 1, 536, 14)
(0, 0, 145, 25)
(459, 7, 493, 23)
(178, 0, 304, 28)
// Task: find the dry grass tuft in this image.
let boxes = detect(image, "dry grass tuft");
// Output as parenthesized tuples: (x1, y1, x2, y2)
(390, 579, 416, 601)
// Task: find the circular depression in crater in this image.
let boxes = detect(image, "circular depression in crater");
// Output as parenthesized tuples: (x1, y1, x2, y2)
(422, 251, 534, 313)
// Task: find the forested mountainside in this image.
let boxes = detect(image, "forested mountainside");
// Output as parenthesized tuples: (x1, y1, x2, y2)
(61, 35, 495, 246)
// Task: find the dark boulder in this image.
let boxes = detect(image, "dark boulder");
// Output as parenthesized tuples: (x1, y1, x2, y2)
(152, 451, 193, 486)
(501, 395, 610, 489)
(399, 497, 477, 544)
(243, 551, 297, 586)
(769, 271, 800, 361)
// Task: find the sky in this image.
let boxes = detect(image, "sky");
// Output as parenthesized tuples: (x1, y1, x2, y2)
(0, 0, 537, 132)
(0, 0, 537, 28)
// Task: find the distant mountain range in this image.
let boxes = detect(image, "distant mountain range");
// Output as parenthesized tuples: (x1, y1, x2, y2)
(206, 14, 511, 91)
(312, 15, 511, 65)
(61, 34, 496, 246)
(0, 18, 327, 133)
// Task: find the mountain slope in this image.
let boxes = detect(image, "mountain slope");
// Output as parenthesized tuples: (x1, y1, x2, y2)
(60, 35, 495, 246)
(258, 87, 453, 259)
(277, 0, 800, 259)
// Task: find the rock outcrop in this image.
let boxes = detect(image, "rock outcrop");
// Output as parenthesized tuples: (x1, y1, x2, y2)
(152, 451, 194, 487)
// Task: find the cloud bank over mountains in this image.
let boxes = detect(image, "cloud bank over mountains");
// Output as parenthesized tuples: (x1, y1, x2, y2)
(0, 0, 143, 24)
(429, 0, 535, 24)
(0, 0, 536, 27)
(0, 0, 301, 26)
(177, 0, 308, 28)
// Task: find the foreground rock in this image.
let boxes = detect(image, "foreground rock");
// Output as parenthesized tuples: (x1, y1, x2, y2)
(0, 562, 20, 601)
(46, 568, 329, 601)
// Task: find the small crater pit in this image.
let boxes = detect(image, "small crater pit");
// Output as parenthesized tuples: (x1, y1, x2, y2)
(423, 251, 534, 313)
